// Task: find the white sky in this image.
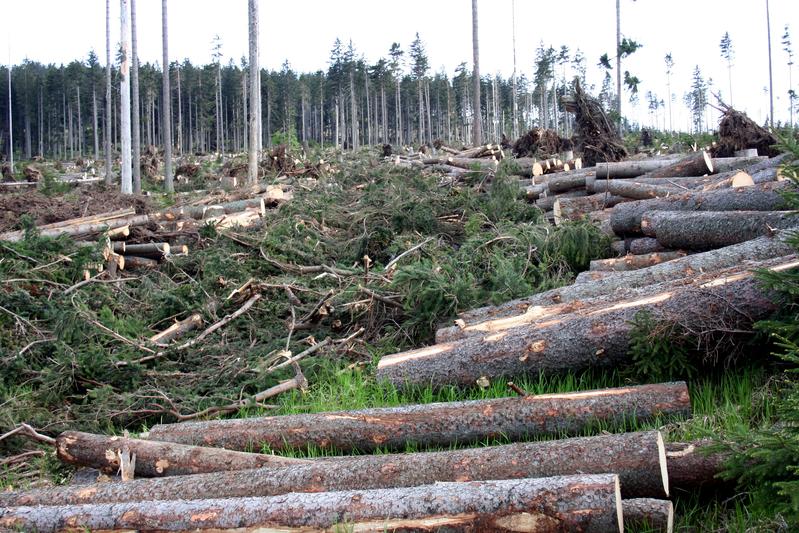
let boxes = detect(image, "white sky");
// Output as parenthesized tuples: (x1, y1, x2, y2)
(3, 0, 798, 129)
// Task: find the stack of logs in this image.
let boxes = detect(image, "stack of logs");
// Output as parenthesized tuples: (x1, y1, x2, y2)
(0, 183, 291, 277)
(1, 380, 716, 531)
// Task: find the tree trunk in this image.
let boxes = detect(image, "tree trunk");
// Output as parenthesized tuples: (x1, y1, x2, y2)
(624, 237, 669, 255)
(594, 155, 687, 179)
(546, 168, 594, 193)
(589, 251, 687, 272)
(603, 181, 684, 200)
(640, 210, 799, 250)
(641, 151, 713, 179)
(0, 431, 667, 507)
(553, 193, 626, 225)
(104, 0, 113, 184)
(119, 0, 133, 194)
(590, 171, 753, 194)
(55, 431, 306, 478)
(666, 440, 728, 492)
(247, 0, 259, 184)
(712, 155, 768, 172)
(92, 86, 99, 161)
(457, 234, 794, 324)
(535, 190, 587, 211)
(610, 181, 792, 235)
(114, 242, 171, 258)
(471, 0, 482, 146)
(150, 313, 203, 344)
(162, 0, 173, 192)
(376, 259, 792, 389)
(131, 0, 141, 193)
(147, 382, 688, 454)
(0, 475, 623, 533)
(622, 499, 673, 533)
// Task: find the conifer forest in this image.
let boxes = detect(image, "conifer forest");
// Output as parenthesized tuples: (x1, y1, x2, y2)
(1, 1, 799, 531)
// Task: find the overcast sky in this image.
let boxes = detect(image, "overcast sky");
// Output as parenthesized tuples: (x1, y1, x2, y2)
(4, 0, 798, 129)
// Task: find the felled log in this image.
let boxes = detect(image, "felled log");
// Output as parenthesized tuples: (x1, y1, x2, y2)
(0, 214, 150, 242)
(595, 158, 683, 179)
(150, 313, 204, 345)
(641, 210, 799, 250)
(456, 234, 794, 324)
(147, 382, 689, 454)
(55, 431, 306, 478)
(122, 255, 159, 269)
(536, 190, 588, 211)
(611, 181, 792, 235)
(0, 475, 623, 533)
(711, 156, 767, 172)
(523, 183, 547, 201)
(574, 270, 617, 284)
(38, 208, 136, 231)
(423, 156, 498, 171)
(603, 181, 683, 200)
(623, 499, 674, 533)
(114, 242, 170, 259)
(666, 440, 728, 492)
(547, 168, 594, 193)
(644, 151, 714, 179)
(456, 143, 500, 158)
(156, 198, 265, 221)
(0, 430, 669, 507)
(511, 157, 545, 177)
(589, 251, 686, 271)
(376, 259, 794, 390)
(553, 193, 626, 224)
(700, 170, 755, 190)
(627, 237, 669, 255)
(588, 208, 615, 236)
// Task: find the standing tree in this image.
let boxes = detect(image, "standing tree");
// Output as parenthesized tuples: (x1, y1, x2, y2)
(471, 0, 482, 146)
(247, 0, 259, 184)
(162, 0, 173, 192)
(6, 62, 12, 173)
(766, 0, 774, 128)
(720, 32, 734, 105)
(131, 0, 141, 193)
(511, 0, 518, 140)
(119, 0, 132, 194)
(687, 66, 708, 133)
(783, 25, 795, 125)
(410, 33, 429, 146)
(388, 43, 403, 146)
(664, 53, 674, 131)
(104, 0, 113, 184)
(212, 35, 223, 153)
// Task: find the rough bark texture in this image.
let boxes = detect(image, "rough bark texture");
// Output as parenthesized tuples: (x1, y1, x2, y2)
(589, 251, 687, 272)
(626, 237, 669, 255)
(641, 210, 799, 250)
(115, 242, 170, 258)
(622, 498, 673, 533)
(0, 431, 668, 507)
(378, 262, 789, 389)
(55, 431, 306, 477)
(666, 440, 729, 493)
(546, 168, 594, 193)
(595, 158, 680, 179)
(711, 155, 768, 172)
(148, 383, 689, 454)
(643, 151, 713, 180)
(122, 255, 159, 269)
(604, 181, 684, 200)
(0, 214, 151, 242)
(536, 190, 587, 211)
(457, 235, 793, 324)
(553, 193, 626, 224)
(610, 181, 792, 235)
(0, 475, 623, 533)
(574, 270, 618, 284)
(589, 171, 744, 194)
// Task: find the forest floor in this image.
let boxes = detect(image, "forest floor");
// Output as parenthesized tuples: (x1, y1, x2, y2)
(0, 147, 791, 531)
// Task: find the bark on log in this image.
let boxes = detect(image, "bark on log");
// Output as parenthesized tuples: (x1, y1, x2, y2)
(536, 190, 588, 211)
(666, 440, 728, 492)
(641, 211, 799, 250)
(589, 171, 746, 194)
(644, 151, 713, 179)
(38, 208, 136, 231)
(547, 168, 594, 193)
(114, 242, 170, 258)
(604, 181, 683, 200)
(150, 313, 204, 345)
(377, 259, 794, 390)
(0, 475, 624, 533)
(622, 498, 674, 533)
(711, 155, 768, 173)
(588, 209, 615, 237)
(0, 431, 669, 506)
(701, 171, 755, 191)
(610, 181, 793, 235)
(122, 255, 159, 269)
(147, 382, 690, 454)
(574, 270, 618, 284)
(595, 159, 681, 179)
(523, 183, 547, 201)
(457, 235, 794, 324)
(744, 153, 789, 174)
(609, 237, 670, 255)
(0, 215, 150, 242)
(55, 431, 306, 478)
(424, 156, 498, 171)
(589, 251, 687, 272)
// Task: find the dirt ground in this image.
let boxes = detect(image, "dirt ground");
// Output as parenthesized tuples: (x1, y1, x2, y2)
(0, 186, 152, 232)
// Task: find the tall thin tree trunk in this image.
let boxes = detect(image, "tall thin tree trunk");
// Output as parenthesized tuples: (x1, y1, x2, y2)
(350, 71, 358, 150)
(616, 0, 622, 130)
(177, 64, 182, 155)
(131, 0, 141, 192)
(105, 0, 113, 183)
(38, 87, 44, 157)
(162, 0, 173, 192)
(511, 0, 518, 140)
(365, 74, 371, 146)
(76, 86, 83, 156)
(247, 0, 259, 184)
(92, 86, 99, 160)
(766, 0, 774, 128)
(6, 63, 12, 172)
(395, 80, 402, 146)
(471, 0, 482, 146)
(119, 0, 133, 194)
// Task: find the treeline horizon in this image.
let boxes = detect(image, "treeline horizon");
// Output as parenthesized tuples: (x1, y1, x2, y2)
(0, 35, 789, 162)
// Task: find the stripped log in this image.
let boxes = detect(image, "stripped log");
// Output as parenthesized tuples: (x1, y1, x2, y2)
(623, 499, 674, 533)
(589, 251, 686, 271)
(150, 313, 204, 345)
(114, 242, 170, 258)
(55, 431, 307, 477)
(156, 198, 266, 221)
(376, 259, 794, 390)
(641, 210, 799, 250)
(424, 156, 498, 171)
(0, 431, 669, 506)
(38, 208, 136, 230)
(666, 440, 728, 492)
(456, 235, 795, 324)
(610, 181, 793, 235)
(0, 475, 624, 533)
(0, 214, 150, 242)
(147, 382, 690, 453)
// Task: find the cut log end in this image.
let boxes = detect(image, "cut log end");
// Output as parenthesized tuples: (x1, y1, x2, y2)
(703, 150, 713, 174)
(657, 431, 670, 497)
